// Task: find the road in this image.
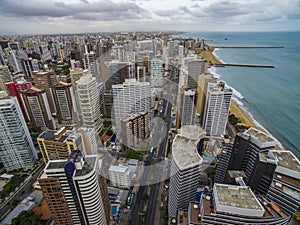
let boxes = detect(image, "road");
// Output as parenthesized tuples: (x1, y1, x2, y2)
(0, 162, 45, 221)
(129, 65, 178, 225)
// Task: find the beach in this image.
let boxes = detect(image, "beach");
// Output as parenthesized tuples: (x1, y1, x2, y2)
(229, 100, 256, 128)
(199, 46, 222, 65)
(200, 46, 257, 129)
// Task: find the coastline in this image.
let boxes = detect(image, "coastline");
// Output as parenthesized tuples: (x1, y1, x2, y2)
(205, 46, 284, 149)
(200, 47, 257, 128)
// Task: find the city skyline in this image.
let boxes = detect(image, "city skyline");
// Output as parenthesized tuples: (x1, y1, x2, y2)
(0, 0, 300, 35)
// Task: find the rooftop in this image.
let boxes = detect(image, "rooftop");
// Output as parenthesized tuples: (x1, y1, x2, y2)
(172, 134, 202, 168)
(214, 183, 264, 211)
(75, 156, 96, 177)
(245, 127, 275, 143)
(179, 125, 206, 141)
(109, 165, 127, 173)
(38, 130, 68, 143)
(46, 160, 67, 170)
(271, 150, 300, 172)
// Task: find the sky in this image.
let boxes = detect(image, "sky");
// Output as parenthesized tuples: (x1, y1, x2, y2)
(0, 0, 300, 34)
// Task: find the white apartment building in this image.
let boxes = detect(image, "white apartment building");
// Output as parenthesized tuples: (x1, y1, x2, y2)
(203, 82, 232, 136)
(76, 73, 102, 133)
(112, 79, 150, 135)
(168, 125, 203, 217)
(150, 58, 163, 87)
(109, 165, 132, 189)
(0, 97, 37, 171)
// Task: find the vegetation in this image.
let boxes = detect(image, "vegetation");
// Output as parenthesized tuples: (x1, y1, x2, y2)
(125, 149, 138, 159)
(228, 114, 240, 126)
(12, 210, 47, 225)
(103, 120, 112, 127)
(295, 206, 300, 221)
(106, 129, 114, 136)
(1, 175, 25, 199)
(207, 166, 216, 179)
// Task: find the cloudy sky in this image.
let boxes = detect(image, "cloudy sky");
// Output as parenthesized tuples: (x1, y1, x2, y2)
(0, 0, 300, 34)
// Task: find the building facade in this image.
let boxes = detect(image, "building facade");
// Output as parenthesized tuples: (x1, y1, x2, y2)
(22, 87, 55, 130)
(39, 150, 108, 225)
(0, 97, 37, 171)
(202, 82, 232, 136)
(112, 79, 150, 135)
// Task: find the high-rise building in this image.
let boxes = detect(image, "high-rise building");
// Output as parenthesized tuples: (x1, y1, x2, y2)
(32, 71, 58, 114)
(22, 58, 39, 79)
(76, 73, 102, 133)
(37, 127, 81, 164)
(196, 73, 217, 123)
(22, 87, 56, 130)
(215, 128, 278, 195)
(112, 79, 151, 135)
(202, 82, 232, 136)
(187, 60, 206, 89)
(177, 185, 292, 225)
(5, 75, 32, 121)
(150, 58, 163, 87)
(53, 81, 77, 125)
(77, 127, 98, 155)
(176, 87, 198, 129)
(38, 150, 108, 225)
(267, 150, 300, 214)
(108, 61, 131, 89)
(168, 125, 203, 218)
(121, 111, 150, 149)
(0, 96, 37, 171)
(178, 45, 184, 65)
(0, 65, 12, 91)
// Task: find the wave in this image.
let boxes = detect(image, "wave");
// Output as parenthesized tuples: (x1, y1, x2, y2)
(208, 67, 244, 100)
(212, 48, 226, 64)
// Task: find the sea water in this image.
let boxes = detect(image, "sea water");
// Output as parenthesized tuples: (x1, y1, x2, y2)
(177, 31, 300, 159)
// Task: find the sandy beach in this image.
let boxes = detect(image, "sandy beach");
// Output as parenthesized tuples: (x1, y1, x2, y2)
(200, 46, 223, 65)
(230, 100, 256, 128)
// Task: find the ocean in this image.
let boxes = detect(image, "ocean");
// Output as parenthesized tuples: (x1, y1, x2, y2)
(176, 31, 300, 159)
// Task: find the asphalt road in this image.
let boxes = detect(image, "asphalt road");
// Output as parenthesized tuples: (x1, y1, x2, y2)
(0, 162, 45, 221)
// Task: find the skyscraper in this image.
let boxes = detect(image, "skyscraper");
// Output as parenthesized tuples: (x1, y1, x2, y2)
(32, 71, 58, 114)
(76, 73, 102, 133)
(112, 79, 151, 135)
(5, 75, 32, 121)
(22, 87, 56, 130)
(215, 128, 278, 195)
(168, 125, 204, 217)
(53, 81, 77, 125)
(202, 82, 232, 136)
(38, 150, 108, 225)
(187, 60, 206, 89)
(121, 111, 150, 149)
(196, 73, 217, 123)
(0, 65, 12, 91)
(176, 87, 198, 129)
(0, 96, 37, 171)
(150, 58, 163, 87)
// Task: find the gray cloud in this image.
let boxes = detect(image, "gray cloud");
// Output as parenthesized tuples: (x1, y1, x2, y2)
(0, 0, 151, 21)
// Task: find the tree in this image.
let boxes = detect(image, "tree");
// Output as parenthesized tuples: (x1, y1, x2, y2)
(125, 149, 138, 159)
(12, 210, 46, 225)
(228, 114, 240, 126)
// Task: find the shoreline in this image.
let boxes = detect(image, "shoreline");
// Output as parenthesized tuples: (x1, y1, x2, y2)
(206, 46, 284, 149)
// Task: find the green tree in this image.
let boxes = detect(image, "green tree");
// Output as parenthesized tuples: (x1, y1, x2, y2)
(12, 210, 46, 225)
(125, 149, 138, 159)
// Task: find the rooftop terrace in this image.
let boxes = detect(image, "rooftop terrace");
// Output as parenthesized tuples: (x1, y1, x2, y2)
(214, 184, 264, 211)
(172, 134, 202, 168)
(179, 125, 206, 140)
